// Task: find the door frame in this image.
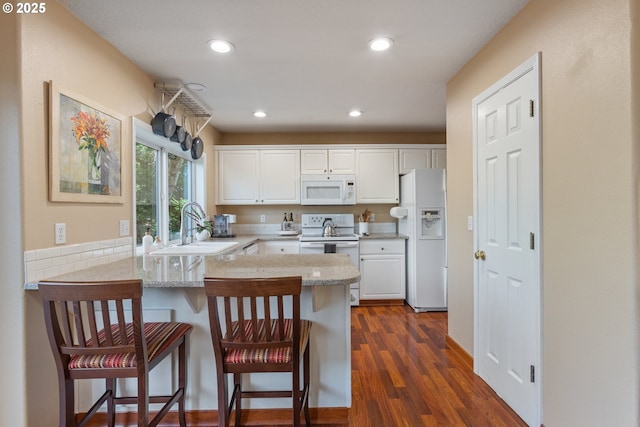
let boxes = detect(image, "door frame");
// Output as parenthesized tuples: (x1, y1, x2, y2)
(472, 52, 542, 425)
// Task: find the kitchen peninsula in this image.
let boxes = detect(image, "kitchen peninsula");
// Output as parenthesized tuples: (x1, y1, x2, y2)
(26, 244, 360, 419)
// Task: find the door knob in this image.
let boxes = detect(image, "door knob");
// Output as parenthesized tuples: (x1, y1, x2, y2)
(474, 250, 486, 260)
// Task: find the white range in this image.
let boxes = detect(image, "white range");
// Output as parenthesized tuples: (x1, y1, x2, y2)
(299, 213, 360, 306)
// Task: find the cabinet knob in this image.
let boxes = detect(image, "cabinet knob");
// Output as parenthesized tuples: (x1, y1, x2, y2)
(280, 248, 284, 252)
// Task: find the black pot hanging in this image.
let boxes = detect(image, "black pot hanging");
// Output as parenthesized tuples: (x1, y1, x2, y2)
(191, 136, 204, 159)
(151, 93, 176, 137)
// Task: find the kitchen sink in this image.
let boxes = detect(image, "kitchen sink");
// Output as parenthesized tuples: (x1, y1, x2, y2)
(149, 241, 239, 256)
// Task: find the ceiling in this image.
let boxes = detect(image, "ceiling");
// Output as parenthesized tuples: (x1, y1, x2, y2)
(59, 0, 528, 133)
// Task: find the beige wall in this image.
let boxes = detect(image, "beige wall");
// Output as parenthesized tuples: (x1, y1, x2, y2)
(0, 10, 27, 427)
(17, 4, 219, 425)
(20, 2, 219, 250)
(446, 0, 638, 425)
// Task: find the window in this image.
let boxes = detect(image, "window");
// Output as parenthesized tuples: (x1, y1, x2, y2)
(134, 120, 203, 247)
(135, 143, 159, 244)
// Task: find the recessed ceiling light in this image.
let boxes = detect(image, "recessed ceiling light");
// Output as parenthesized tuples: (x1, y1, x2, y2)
(368, 37, 394, 52)
(349, 110, 362, 117)
(253, 111, 267, 118)
(209, 39, 234, 53)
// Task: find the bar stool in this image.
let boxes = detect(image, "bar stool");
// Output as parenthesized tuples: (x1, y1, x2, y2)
(39, 279, 192, 427)
(204, 276, 312, 427)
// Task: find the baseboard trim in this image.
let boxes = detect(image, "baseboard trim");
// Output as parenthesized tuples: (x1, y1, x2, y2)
(81, 407, 349, 426)
(445, 334, 473, 370)
(358, 299, 404, 306)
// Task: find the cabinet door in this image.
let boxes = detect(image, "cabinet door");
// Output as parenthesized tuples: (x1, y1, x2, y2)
(431, 149, 447, 169)
(300, 150, 328, 174)
(399, 149, 431, 174)
(260, 150, 300, 204)
(216, 150, 260, 204)
(328, 149, 355, 174)
(356, 149, 399, 203)
(359, 254, 406, 299)
(259, 240, 300, 254)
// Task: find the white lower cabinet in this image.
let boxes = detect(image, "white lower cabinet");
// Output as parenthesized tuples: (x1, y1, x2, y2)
(259, 240, 300, 254)
(359, 239, 406, 300)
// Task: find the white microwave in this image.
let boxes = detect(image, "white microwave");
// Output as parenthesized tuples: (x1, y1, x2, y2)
(300, 174, 356, 205)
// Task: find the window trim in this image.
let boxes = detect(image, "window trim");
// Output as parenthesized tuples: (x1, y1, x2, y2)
(132, 117, 206, 249)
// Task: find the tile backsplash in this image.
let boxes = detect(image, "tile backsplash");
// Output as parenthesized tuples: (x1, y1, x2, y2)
(24, 237, 133, 285)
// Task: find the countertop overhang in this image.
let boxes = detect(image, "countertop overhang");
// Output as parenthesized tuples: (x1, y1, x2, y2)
(25, 253, 360, 290)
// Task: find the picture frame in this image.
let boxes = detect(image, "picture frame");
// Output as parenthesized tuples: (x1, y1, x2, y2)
(49, 81, 124, 203)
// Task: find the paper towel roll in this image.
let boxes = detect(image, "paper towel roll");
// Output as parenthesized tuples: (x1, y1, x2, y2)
(389, 206, 408, 219)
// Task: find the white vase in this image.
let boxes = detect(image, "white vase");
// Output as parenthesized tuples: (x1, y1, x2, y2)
(196, 230, 210, 241)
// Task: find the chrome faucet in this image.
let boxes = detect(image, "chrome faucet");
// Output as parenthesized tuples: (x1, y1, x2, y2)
(180, 201, 207, 245)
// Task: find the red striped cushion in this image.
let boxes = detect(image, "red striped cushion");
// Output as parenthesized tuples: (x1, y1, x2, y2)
(68, 322, 192, 370)
(224, 319, 311, 364)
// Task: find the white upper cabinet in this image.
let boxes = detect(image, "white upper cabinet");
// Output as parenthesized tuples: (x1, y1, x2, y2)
(399, 148, 447, 174)
(216, 150, 260, 204)
(399, 148, 431, 174)
(355, 149, 399, 203)
(300, 149, 355, 174)
(431, 148, 447, 169)
(260, 150, 300, 204)
(216, 149, 300, 205)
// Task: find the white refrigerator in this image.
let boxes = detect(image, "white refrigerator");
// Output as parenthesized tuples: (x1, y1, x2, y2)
(397, 169, 447, 312)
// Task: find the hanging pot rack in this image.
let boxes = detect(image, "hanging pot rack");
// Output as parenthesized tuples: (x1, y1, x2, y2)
(154, 81, 213, 137)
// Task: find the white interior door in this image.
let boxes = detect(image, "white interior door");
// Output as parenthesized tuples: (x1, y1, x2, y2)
(473, 54, 541, 427)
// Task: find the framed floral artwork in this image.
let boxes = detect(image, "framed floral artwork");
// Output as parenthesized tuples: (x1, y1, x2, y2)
(49, 81, 124, 203)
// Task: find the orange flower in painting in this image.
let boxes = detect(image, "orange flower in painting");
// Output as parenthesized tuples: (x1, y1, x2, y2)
(70, 111, 111, 153)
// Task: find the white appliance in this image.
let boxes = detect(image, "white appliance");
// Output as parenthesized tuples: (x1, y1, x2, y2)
(397, 169, 447, 312)
(300, 174, 356, 205)
(299, 213, 360, 306)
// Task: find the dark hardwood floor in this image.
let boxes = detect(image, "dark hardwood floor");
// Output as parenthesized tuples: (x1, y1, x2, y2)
(84, 304, 528, 426)
(349, 304, 527, 427)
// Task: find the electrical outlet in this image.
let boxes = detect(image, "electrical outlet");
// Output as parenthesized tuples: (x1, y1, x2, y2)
(369, 213, 375, 222)
(467, 216, 473, 231)
(260, 214, 266, 223)
(55, 223, 66, 245)
(119, 220, 130, 236)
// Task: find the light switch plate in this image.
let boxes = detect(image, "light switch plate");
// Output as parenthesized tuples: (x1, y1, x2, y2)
(55, 223, 66, 245)
(467, 216, 473, 231)
(119, 220, 130, 236)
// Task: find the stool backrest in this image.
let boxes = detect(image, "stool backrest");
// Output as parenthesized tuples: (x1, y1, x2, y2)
(204, 277, 302, 367)
(39, 280, 146, 375)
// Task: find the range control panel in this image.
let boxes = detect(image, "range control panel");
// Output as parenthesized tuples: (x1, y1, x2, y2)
(300, 213, 355, 228)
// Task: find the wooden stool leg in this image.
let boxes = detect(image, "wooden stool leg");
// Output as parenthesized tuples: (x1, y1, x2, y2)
(137, 375, 149, 427)
(234, 373, 242, 427)
(178, 339, 188, 427)
(217, 372, 229, 427)
(106, 378, 116, 427)
(293, 366, 301, 427)
(304, 348, 311, 426)
(61, 378, 74, 427)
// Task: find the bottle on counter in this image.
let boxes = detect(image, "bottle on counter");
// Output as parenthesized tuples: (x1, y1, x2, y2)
(282, 213, 289, 231)
(142, 228, 153, 254)
(153, 236, 163, 250)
